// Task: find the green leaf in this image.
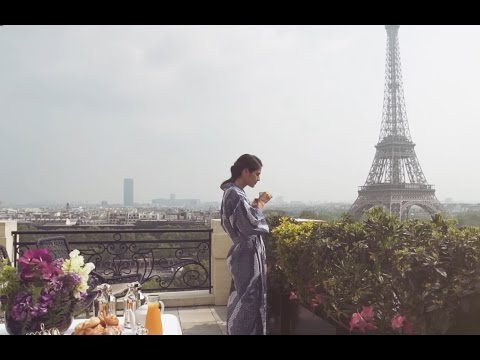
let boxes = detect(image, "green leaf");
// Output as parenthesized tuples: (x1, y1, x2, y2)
(435, 268, 448, 278)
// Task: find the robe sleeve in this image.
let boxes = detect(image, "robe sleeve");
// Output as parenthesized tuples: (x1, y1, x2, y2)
(231, 195, 270, 237)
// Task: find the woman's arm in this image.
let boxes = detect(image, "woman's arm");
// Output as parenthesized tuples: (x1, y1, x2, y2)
(235, 196, 270, 237)
(223, 188, 271, 237)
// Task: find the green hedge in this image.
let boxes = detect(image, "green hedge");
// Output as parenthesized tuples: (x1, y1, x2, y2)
(265, 207, 480, 334)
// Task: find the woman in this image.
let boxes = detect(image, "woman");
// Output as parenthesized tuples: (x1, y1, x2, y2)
(220, 154, 272, 335)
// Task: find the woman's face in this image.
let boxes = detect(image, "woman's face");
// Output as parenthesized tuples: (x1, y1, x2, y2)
(246, 168, 261, 188)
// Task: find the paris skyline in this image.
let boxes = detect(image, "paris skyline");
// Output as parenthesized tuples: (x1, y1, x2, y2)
(1, 25, 480, 205)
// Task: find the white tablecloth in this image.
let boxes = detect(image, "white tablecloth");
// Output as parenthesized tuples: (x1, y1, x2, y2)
(0, 314, 182, 335)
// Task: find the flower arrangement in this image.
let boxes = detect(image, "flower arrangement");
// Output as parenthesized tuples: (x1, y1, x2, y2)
(0, 248, 95, 334)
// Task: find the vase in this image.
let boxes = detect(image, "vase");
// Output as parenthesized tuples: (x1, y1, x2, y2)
(4, 313, 74, 335)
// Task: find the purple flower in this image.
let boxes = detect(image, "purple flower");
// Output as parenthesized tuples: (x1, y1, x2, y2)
(49, 278, 64, 293)
(18, 248, 63, 282)
(11, 293, 33, 321)
(31, 292, 53, 318)
(19, 249, 53, 265)
(39, 263, 63, 281)
(58, 273, 82, 293)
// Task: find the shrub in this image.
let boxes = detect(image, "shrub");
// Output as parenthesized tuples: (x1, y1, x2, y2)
(265, 208, 480, 334)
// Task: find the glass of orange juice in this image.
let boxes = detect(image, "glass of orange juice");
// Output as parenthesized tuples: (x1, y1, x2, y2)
(144, 295, 164, 335)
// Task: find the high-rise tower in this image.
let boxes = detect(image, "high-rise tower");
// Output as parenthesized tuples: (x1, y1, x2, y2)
(124, 178, 134, 206)
(350, 25, 443, 219)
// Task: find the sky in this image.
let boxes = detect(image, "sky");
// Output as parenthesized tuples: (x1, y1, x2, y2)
(1, 25, 480, 206)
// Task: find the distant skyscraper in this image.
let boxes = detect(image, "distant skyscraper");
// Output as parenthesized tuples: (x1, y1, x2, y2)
(124, 178, 134, 206)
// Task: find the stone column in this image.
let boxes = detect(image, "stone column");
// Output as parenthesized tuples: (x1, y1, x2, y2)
(0, 220, 17, 262)
(211, 219, 232, 306)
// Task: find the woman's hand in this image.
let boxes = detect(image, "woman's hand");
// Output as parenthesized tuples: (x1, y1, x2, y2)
(258, 192, 273, 204)
(252, 192, 272, 209)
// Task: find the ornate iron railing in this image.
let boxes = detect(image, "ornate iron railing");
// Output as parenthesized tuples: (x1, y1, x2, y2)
(11, 228, 212, 293)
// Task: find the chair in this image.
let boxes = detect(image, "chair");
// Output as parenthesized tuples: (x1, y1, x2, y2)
(37, 236, 71, 260)
(36, 236, 142, 288)
(0, 244, 10, 265)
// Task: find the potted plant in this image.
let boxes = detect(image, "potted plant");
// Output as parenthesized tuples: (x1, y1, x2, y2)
(0, 248, 95, 334)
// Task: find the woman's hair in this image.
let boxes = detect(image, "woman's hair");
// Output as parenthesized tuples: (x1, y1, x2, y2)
(220, 154, 263, 189)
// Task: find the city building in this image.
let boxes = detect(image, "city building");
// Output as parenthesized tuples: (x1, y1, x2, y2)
(124, 178, 134, 206)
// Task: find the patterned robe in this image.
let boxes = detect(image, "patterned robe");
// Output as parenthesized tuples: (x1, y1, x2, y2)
(220, 182, 269, 335)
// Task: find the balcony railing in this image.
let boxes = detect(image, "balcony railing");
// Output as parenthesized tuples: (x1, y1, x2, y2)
(11, 228, 212, 293)
(358, 183, 435, 191)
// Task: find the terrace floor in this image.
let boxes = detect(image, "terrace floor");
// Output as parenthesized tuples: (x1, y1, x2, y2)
(165, 305, 227, 335)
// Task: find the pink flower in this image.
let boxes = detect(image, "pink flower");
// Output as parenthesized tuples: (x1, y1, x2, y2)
(391, 314, 413, 335)
(289, 291, 298, 301)
(349, 306, 377, 333)
(309, 294, 323, 309)
(361, 306, 374, 322)
(391, 314, 406, 330)
(349, 313, 365, 332)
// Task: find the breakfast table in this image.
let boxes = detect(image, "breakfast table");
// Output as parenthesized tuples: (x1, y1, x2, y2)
(0, 314, 182, 335)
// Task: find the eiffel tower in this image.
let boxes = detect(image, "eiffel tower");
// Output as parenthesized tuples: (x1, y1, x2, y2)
(350, 25, 443, 220)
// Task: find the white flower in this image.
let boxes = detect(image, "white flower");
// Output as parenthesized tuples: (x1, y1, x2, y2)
(62, 249, 95, 298)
